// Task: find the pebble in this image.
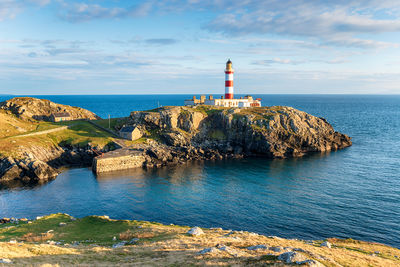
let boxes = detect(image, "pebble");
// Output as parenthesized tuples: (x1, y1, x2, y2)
(128, 238, 139, 244)
(0, 259, 12, 264)
(112, 241, 127, 248)
(198, 247, 218, 255)
(277, 251, 306, 263)
(297, 259, 324, 266)
(270, 246, 283, 252)
(268, 235, 284, 240)
(321, 241, 332, 248)
(247, 245, 268, 250)
(187, 227, 204, 236)
(59, 222, 67, 227)
(47, 240, 61, 245)
(9, 239, 17, 244)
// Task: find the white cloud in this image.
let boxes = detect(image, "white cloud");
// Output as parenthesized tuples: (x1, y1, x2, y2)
(0, 0, 50, 21)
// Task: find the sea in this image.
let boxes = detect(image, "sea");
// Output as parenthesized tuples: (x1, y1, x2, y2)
(0, 94, 399, 248)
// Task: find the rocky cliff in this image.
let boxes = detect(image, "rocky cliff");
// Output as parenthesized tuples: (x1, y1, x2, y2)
(0, 98, 111, 186)
(0, 97, 100, 121)
(123, 105, 351, 168)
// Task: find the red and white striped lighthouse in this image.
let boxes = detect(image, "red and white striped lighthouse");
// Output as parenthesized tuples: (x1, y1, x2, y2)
(225, 59, 234, 99)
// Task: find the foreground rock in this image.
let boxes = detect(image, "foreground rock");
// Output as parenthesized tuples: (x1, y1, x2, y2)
(0, 213, 398, 266)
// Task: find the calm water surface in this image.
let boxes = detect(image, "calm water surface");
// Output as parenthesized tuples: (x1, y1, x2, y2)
(0, 95, 399, 247)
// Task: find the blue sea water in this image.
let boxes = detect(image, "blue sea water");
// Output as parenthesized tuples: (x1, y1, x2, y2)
(0, 94, 399, 247)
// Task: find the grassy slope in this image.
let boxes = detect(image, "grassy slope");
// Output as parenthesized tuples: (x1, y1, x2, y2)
(0, 110, 37, 138)
(92, 117, 128, 131)
(0, 113, 118, 158)
(0, 214, 399, 266)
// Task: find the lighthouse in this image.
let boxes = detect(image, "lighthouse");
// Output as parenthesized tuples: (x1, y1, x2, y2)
(225, 59, 234, 99)
(184, 59, 261, 107)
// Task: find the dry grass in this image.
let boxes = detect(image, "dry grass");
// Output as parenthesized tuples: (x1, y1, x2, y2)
(20, 232, 54, 242)
(119, 230, 156, 240)
(0, 214, 398, 266)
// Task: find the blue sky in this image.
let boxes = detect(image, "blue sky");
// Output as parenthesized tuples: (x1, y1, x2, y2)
(1, 0, 400, 95)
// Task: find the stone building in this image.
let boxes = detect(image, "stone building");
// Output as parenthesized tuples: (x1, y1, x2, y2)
(119, 126, 142, 141)
(50, 112, 72, 122)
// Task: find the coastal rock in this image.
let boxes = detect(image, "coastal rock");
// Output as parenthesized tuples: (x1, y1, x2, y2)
(247, 244, 268, 250)
(112, 241, 127, 248)
(187, 227, 204, 236)
(270, 246, 283, 252)
(0, 97, 100, 121)
(0, 158, 59, 183)
(277, 251, 306, 263)
(0, 259, 12, 264)
(198, 247, 218, 255)
(128, 238, 139, 244)
(321, 241, 332, 248)
(124, 106, 352, 168)
(297, 259, 325, 266)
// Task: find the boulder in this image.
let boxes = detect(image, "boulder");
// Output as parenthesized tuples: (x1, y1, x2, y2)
(162, 131, 188, 147)
(30, 160, 58, 180)
(187, 226, 204, 236)
(277, 251, 306, 263)
(270, 246, 283, 252)
(247, 244, 268, 250)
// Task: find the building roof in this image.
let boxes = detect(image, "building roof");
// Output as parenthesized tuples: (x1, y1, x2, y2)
(120, 126, 136, 133)
(226, 59, 232, 64)
(52, 112, 70, 118)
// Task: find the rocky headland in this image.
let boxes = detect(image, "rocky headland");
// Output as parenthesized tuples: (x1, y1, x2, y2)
(0, 97, 99, 122)
(94, 105, 352, 172)
(0, 97, 113, 186)
(0, 97, 352, 184)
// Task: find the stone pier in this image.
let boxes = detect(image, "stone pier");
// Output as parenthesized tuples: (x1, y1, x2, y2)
(92, 148, 145, 173)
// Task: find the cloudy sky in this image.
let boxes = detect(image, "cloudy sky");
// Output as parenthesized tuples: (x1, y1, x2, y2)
(1, 0, 400, 95)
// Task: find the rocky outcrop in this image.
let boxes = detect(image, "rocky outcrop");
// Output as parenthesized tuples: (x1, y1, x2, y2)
(121, 106, 351, 169)
(0, 97, 100, 121)
(0, 144, 105, 185)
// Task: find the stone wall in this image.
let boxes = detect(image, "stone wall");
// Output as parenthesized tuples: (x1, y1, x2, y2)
(92, 154, 145, 173)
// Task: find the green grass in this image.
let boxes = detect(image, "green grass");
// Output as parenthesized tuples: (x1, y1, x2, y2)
(0, 120, 117, 158)
(0, 214, 177, 246)
(92, 117, 128, 130)
(193, 105, 225, 116)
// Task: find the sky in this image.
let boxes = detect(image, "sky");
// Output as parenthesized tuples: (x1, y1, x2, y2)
(1, 0, 400, 95)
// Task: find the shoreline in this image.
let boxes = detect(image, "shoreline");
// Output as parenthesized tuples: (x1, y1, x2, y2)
(0, 213, 399, 266)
